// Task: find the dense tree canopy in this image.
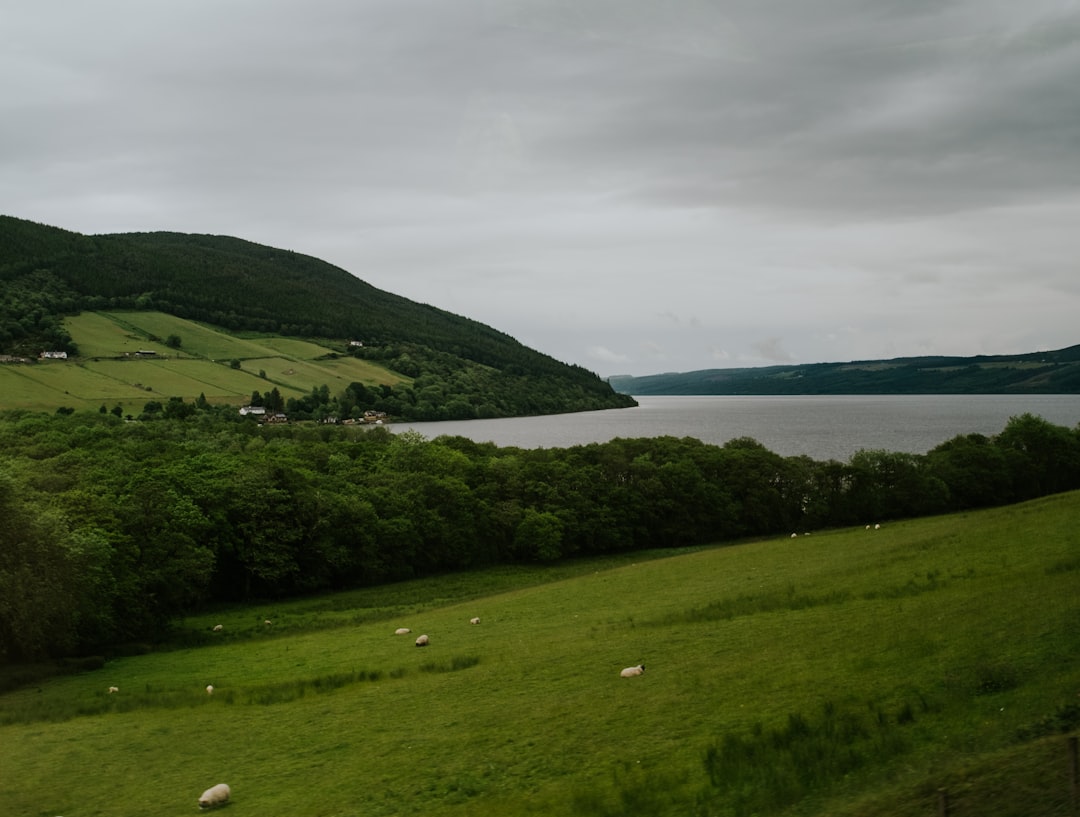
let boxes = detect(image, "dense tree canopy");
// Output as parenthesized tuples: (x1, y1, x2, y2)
(1, 407, 1078, 664)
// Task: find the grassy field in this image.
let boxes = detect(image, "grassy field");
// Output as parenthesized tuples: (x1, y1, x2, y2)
(0, 311, 406, 411)
(1, 492, 1078, 817)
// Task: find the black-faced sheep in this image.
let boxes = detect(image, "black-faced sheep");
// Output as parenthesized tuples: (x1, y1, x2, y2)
(620, 664, 645, 677)
(469, 617, 480, 625)
(198, 783, 230, 809)
(415, 634, 430, 647)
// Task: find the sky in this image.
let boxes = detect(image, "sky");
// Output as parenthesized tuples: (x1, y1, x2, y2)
(4, 1, 1079, 377)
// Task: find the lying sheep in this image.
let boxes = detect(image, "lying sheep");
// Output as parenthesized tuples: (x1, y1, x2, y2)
(415, 634, 430, 647)
(205, 684, 214, 695)
(469, 617, 480, 625)
(620, 664, 645, 678)
(198, 783, 230, 809)
(395, 627, 412, 635)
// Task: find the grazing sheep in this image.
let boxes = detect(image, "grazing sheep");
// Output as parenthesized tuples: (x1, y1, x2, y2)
(415, 634, 430, 647)
(263, 619, 272, 625)
(620, 664, 645, 678)
(874, 523, 881, 530)
(107, 686, 119, 694)
(790, 533, 797, 538)
(395, 627, 412, 635)
(469, 617, 480, 625)
(198, 783, 230, 809)
(205, 684, 214, 695)
(212, 624, 223, 632)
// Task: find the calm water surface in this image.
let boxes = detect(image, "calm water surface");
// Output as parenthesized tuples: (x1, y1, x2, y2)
(394, 395, 1080, 461)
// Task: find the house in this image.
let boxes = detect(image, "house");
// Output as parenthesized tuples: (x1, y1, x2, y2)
(134, 350, 157, 357)
(39, 350, 68, 359)
(239, 406, 267, 416)
(349, 340, 364, 347)
(265, 412, 289, 424)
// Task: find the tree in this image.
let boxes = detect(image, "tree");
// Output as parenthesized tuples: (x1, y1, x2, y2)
(513, 509, 564, 561)
(165, 334, 181, 349)
(993, 413, 1080, 499)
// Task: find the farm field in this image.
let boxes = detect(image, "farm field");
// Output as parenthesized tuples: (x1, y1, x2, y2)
(0, 311, 405, 411)
(1, 492, 1078, 817)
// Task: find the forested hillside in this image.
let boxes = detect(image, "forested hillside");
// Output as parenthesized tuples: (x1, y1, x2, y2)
(3, 407, 1078, 663)
(0, 215, 635, 418)
(608, 346, 1080, 394)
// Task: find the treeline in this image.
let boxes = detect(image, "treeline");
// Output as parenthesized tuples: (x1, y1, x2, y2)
(2, 409, 1079, 664)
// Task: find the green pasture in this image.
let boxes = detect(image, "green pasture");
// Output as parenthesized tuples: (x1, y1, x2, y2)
(67, 312, 332, 362)
(1, 493, 1078, 817)
(0, 361, 163, 409)
(239, 355, 406, 395)
(82, 359, 307, 405)
(0, 312, 405, 411)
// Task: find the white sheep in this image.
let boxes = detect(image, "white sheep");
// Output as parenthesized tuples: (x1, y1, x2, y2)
(264, 619, 272, 625)
(395, 627, 412, 635)
(198, 783, 230, 809)
(212, 624, 223, 632)
(469, 617, 480, 625)
(790, 533, 797, 538)
(205, 684, 214, 695)
(620, 664, 645, 678)
(874, 523, 881, 530)
(107, 686, 118, 694)
(415, 634, 430, 647)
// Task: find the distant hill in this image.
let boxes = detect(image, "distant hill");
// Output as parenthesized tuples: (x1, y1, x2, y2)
(608, 346, 1080, 395)
(0, 215, 636, 418)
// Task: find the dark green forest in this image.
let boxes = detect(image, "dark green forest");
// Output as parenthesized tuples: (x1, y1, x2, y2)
(0, 215, 634, 419)
(3, 407, 1079, 665)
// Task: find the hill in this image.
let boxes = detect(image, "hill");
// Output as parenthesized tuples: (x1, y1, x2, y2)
(608, 346, 1080, 394)
(2, 491, 1078, 816)
(0, 215, 635, 418)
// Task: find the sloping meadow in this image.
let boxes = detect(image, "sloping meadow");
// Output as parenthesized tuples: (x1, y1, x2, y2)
(1, 492, 1078, 817)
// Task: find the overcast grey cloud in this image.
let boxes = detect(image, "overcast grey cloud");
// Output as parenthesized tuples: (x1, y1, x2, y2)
(3, 0, 1078, 375)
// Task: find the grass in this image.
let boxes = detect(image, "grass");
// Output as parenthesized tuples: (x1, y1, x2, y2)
(0, 311, 406, 411)
(0, 493, 1078, 816)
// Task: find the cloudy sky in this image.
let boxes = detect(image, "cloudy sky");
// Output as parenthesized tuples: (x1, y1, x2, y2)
(4, 1, 1079, 376)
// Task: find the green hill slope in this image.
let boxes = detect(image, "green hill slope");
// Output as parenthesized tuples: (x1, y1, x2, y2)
(1, 311, 409, 412)
(0, 215, 635, 417)
(609, 346, 1080, 394)
(2, 491, 1077, 816)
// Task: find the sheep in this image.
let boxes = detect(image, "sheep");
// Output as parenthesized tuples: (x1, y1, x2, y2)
(790, 533, 797, 538)
(263, 619, 272, 626)
(198, 783, 230, 809)
(107, 686, 119, 694)
(205, 684, 214, 695)
(469, 617, 481, 625)
(874, 523, 881, 530)
(620, 664, 645, 678)
(395, 627, 412, 635)
(415, 634, 430, 647)
(212, 624, 223, 632)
